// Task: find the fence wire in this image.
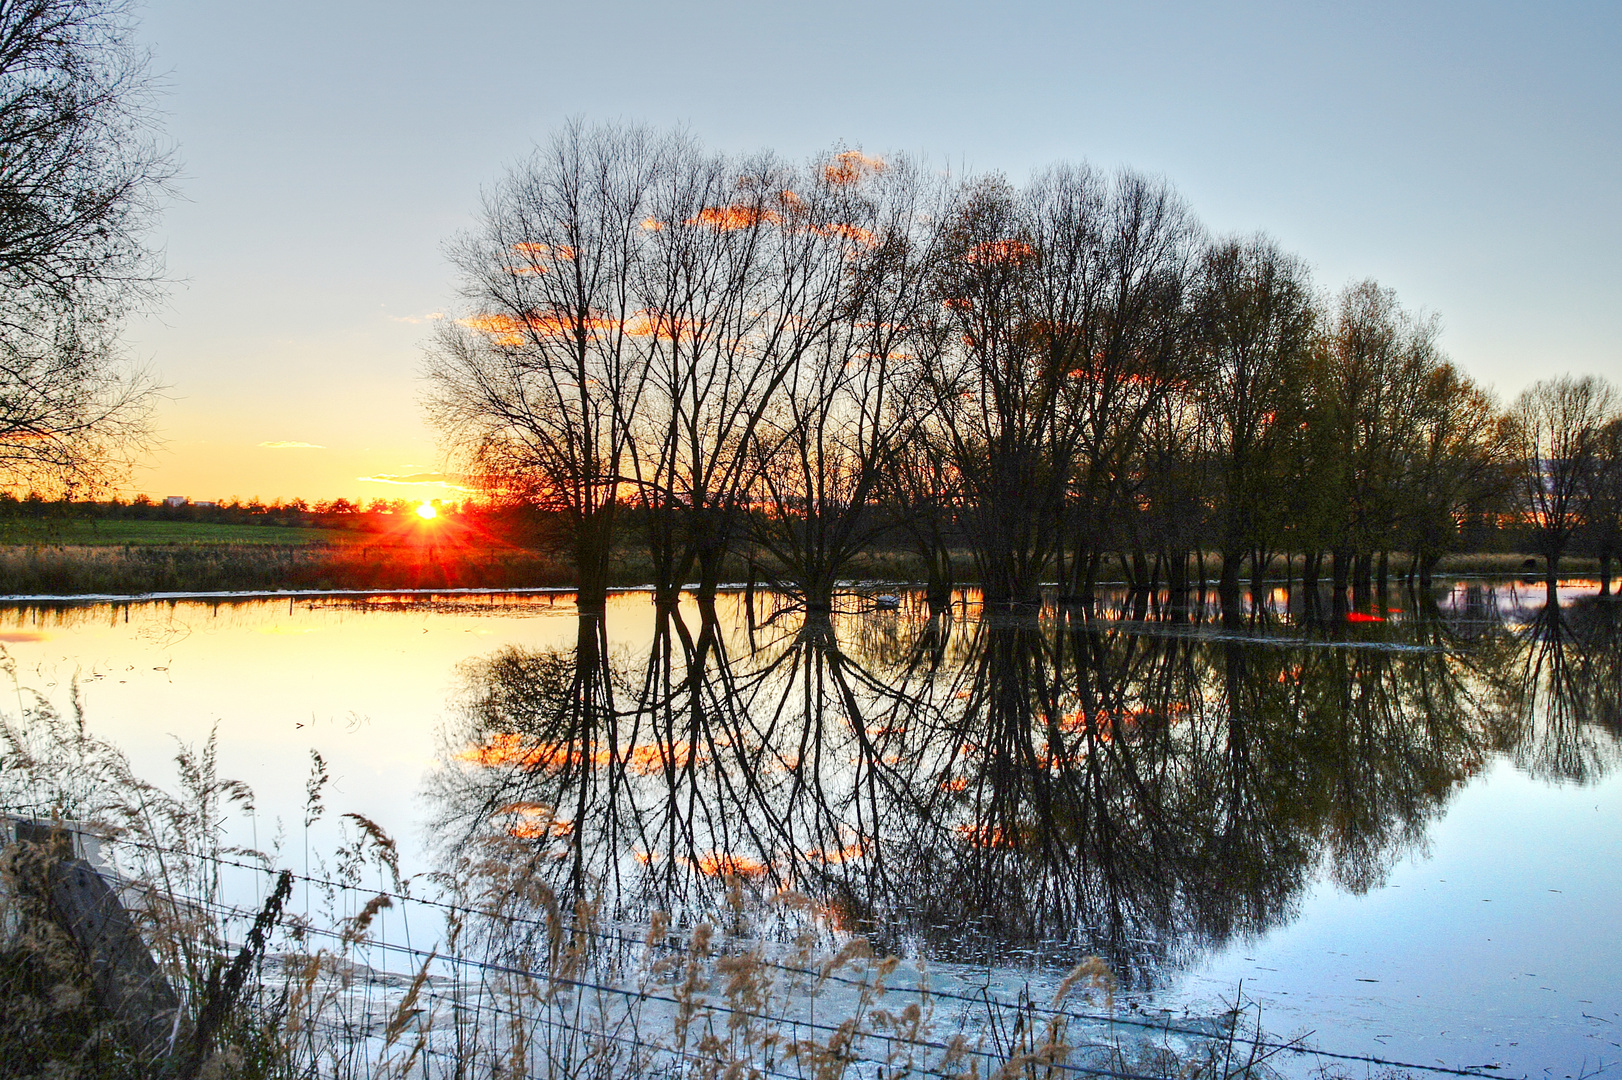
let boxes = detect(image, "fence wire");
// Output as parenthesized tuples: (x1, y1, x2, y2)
(82, 834, 1507, 1080)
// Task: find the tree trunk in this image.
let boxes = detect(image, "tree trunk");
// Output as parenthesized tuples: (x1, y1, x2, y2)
(695, 537, 724, 604)
(1219, 550, 1243, 598)
(574, 512, 613, 614)
(1082, 551, 1101, 610)
(1332, 549, 1353, 616)
(1301, 551, 1322, 622)
(1419, 552, 1440, 590)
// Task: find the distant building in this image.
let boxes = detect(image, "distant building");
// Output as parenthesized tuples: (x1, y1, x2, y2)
(195, 501, 218, 509)
(163, 496, 187, 507)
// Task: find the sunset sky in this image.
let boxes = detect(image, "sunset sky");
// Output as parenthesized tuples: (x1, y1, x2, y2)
(124, 0, 1621, 503)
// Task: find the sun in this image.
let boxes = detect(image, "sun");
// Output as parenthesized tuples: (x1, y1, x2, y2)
(415, 502, 438, 521)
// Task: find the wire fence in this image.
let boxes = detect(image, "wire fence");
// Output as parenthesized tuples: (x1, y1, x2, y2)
(71, 832, 1507, 1080)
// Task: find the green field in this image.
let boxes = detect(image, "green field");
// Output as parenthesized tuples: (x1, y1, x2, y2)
(0, 519, 343, 546)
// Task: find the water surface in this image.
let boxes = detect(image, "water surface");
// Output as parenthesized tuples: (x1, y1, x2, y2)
(0, 583, 1617, 1075)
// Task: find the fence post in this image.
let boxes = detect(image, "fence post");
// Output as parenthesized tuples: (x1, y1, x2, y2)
(11, 819, 182, 1061)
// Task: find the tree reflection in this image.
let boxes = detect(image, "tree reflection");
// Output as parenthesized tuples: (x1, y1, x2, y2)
(1491, 592, 1622, 784)
(427, 585, 1622, 991)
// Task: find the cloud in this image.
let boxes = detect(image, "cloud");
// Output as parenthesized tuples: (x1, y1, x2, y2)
(259, 440, 325, 449)
(356, 472, 471, 490)
(387, 312, 446, 325)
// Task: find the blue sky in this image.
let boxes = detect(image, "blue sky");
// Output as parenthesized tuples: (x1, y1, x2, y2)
(124, 0, 1621, 500)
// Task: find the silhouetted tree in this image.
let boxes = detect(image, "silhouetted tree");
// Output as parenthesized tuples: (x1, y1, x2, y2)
(427, 120, 667, 610)
(1189, 236, 1316, 606)
(1512, 375, 1618, 592)
(0, 0, 171, 494)
(1581, 417, 1622, 595)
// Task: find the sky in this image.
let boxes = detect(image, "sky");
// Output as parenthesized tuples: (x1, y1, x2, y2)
(122, 0, 1622, 503)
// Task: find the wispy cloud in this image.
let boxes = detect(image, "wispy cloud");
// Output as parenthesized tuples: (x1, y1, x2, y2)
(259, 440, 325, 449)
(387, 312, 446, 325)
(356, 472, 470, 490)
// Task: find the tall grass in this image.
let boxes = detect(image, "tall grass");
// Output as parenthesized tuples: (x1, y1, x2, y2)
(0, 689, 1340, 1079)
(0, 543, 575, 595)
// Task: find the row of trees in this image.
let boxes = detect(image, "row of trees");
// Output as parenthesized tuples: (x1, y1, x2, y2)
(426, 121, 1620, 612)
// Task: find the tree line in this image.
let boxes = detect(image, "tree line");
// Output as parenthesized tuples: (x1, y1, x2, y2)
(426, 121, 1622, 612)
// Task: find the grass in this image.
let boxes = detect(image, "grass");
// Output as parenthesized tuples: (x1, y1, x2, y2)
(0, 519, 344, 546)
(0, 521, 1593, 599)
(0, 539, 574, 595)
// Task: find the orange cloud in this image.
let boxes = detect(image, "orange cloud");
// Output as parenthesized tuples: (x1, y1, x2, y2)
(966, 240, 1037, 266)
(512, 242, 575, 261)
(464, 309, 698, 345)
(688, 205, 781, 230)
(457, 733, 613, 771)
(812, 222, 877, 247)
(460, 312, 622, 346)
(823, 151, 886, 185)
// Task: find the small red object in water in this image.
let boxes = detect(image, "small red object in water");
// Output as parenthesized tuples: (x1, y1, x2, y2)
(1346, 612, 1385, 623)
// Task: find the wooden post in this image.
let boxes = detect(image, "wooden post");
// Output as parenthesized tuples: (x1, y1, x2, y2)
(13, 820, 181, 1060)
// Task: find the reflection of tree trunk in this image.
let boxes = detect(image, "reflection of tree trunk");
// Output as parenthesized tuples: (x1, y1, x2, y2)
(1601, 554, 1613, 597)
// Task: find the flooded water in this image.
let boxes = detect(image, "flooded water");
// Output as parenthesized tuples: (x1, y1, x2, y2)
(0, 583, 1618, 1075)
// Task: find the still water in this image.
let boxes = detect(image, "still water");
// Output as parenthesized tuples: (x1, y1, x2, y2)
(0, 584, 1618, 1075)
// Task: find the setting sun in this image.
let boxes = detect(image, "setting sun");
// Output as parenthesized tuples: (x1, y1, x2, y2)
(415, 502, 437, 520)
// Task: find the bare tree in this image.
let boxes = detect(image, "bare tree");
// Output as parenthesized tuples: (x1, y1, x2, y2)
(1513, 375, 1619, 590)
(631, 145, 858, 603)
(748, 152, 945, 611)
(1189, 236, 1317, 604)
(1396, 363, 1515, 587)
(926, 175, 1064, 607)
(0, 0, 171, 493)
(1055, 169, 1201, 605)
(1312, 281, 1444, 601)
(1583, 417, 1622, 595)
(427, 120, 666, 611)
